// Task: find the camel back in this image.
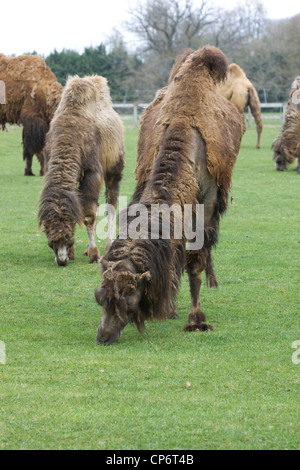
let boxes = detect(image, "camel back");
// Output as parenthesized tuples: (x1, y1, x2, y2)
(0, 54, 62, 124)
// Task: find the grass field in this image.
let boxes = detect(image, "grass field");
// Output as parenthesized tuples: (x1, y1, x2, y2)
(0, 122, 299, 450)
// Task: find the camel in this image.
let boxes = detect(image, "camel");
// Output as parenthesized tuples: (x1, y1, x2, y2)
(0, 53, 62, 175)
(272, 76, 300, 173)
(39, 75, 125, 266)
(95, 46, 244, 345)
(218, 63, 263, 149)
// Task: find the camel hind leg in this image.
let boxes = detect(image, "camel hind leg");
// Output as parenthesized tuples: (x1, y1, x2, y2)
(22, 115, 48, 176)
(79, 168, 103, 264)
(184, 250, 214, 332)
(36, 151, 45, 176)
(185, 128, 219, 331)
(23, 146, 35, 176)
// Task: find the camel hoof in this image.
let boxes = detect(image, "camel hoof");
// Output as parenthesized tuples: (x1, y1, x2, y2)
(183, 323, 213, 332)
(88, 247, 101, 264)
(24, 170, 35, 176)
(68, 246, 75, 260)
(184, 308, 213, 332)
(165, 310, 179, 319)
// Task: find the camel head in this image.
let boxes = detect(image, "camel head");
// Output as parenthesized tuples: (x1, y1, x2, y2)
(42, 221, 75, 266)
(272, 135, 291, 171)
(95, 259, 151, 345)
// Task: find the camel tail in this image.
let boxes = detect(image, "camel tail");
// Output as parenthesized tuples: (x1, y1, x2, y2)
(248, 87, 263, 133)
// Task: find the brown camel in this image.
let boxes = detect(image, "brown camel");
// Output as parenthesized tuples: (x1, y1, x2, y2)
(272, 76, 300, 173)
(95, 46, 244, 345)
(0, 53, 62, 175)
(218, 63, 263, 149)
(39, 75, 125, 266)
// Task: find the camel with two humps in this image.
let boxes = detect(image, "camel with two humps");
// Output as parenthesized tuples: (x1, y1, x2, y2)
(39, 75, 125, 266)
(95, 46, 244, 345)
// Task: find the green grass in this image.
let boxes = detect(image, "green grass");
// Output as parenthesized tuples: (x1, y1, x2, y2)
(0, 123, 299, 450)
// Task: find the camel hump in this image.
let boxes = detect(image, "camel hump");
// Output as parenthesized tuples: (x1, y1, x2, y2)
(191, 46, 228, 83)
(62, 75, 99, 106)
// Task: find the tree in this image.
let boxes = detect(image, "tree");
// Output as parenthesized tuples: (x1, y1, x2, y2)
(237, 14, 300, 102)
(127, 0, 216, 55)
(45, 39, 142, 102)
(208, 0, 267, 60)
(106, 31, 143, 102)
(125, 0, 217, 92)
(46, 49, 82, 85)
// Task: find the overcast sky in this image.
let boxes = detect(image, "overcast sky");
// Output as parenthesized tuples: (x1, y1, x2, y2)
(0, 0, 299, 57)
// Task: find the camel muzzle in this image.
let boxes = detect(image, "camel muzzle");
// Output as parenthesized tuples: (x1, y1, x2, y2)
(96, 325, 122, 345)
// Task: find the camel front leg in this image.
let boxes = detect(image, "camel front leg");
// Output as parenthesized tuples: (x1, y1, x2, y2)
(79, 168, 102, 264)
(105, 207, 116, 252)
(84, 214, 101, 264)
(183, 251, 213, 332)
(23, 148, 35, 176)
(104, 157, 124, 252)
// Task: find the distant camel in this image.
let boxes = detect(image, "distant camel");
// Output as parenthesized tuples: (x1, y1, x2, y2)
(0, 53, 62, 175)
(39, 75, 125, 266)
(219, 63, 263, 149)
(272, 76, 300, 173)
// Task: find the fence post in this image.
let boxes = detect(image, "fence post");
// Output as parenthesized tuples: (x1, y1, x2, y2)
(0, 80, 5, 104)
(133, 103, 138, 127)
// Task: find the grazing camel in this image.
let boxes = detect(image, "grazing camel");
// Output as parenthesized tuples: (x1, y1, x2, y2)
(0, 53, 62, 175)
(219, 63, 263, 149)
(95, 46, 244, 345)
(39, 75, 125, 266)
(272, 76, 300, 173)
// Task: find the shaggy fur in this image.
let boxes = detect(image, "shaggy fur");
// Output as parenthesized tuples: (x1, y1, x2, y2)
(95, 46, 244, 345)
(272, 76, 300, 173)
(219, 63, 263, 149)
(0, 53, 62, 175)
(39, 75, 125, 266)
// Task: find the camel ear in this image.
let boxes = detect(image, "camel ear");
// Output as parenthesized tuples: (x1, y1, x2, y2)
(271, 135, 283, 153)
(95, 287, 105, 306)
(140, 271, 151, 283)
(100, 256, 109, 272)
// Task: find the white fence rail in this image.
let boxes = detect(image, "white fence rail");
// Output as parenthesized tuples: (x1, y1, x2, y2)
(112, 103, 149, 127)
(114, 102, 287, 128)
(247, 102, 286, 127)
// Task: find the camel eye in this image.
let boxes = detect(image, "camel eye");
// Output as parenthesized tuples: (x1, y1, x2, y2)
(125, 294, 137, 308)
